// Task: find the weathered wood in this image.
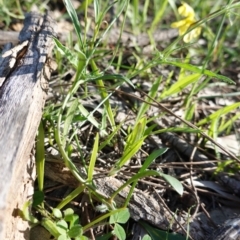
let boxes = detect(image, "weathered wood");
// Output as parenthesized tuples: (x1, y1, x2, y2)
(0, 12, 55, 239)
(0, 31, 19, 46)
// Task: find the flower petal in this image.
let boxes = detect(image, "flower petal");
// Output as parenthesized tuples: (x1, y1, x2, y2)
(179, 24, 191, 35)
(171, 17, 195, 35)
(178, 2, 195, 18)
(183, 27, 201, 42)
(171, 18, 190, 28)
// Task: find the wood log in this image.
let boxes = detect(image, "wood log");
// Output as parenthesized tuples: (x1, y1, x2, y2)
(0, 12, 55, 239)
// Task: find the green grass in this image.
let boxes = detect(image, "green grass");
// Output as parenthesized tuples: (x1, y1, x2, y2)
(2, 0, 240, 239)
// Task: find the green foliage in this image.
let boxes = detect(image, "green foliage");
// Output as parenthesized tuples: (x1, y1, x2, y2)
(20, 201, 39, 224)
(139, 220, 188, 240)
(32, 191, 44, 207)
(197, 102, 240, 126)
(158, 59, 235, 85)
(215, 159, 240, 174)
(110, 209, 130, 240)
(136, 76, 162, 122)
(0, 0, 24, 26)
(36, 121, 45, 192)
(109, 208, 130, 224)
(56, 185, 86, 210)
(54, 38, 82, 69)
(110, 117, 148, 173)
(88, 133, 99, 181)
(40, 208, 85, 240)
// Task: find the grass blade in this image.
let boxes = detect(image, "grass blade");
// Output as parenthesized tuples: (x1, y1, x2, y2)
(36, 120, 45, 192)
(88, 133, 99, 181)
(160, 59, 235, 84)
(197, 102, 240, 126)
(63, 0, 84, 48)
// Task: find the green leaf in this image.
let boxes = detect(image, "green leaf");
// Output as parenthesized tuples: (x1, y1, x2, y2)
(160, 172, 184, 196)
(140, 148, 168, 173)
(63, 0, 84, 47)
(79, 236, 89, 240)
(150, 0, 168, 31)
(88, 133, 99, 181)
(124, 148, 168, 207)
(142, 235, 152, 240)
(41, 218, 60, 238)
(63, 208, 74, 218)
(53, 208, 63, 219)
(53, 38, 79, 68)
(78, 236, 89, 240)
(185, 102, 196, 121)
(110, 170, 181, 200)
(126, 117, 146, 146)
(116, 139, 145, 169)
(78, 103, 107, 135)
(95, 232, 112, 240)
(112, 223, 126, 240)
(21, 201, 39, 224)
(32, 190, 44, 207)
(161, 60, 235, 84)
(88, 74, 135, 89)
(58, 234, 70, 240)
(99, 123, 122, 150)
(68, 224, 83, 238)
(160, 73, 200, 99)
(93, 0, 100, 22)
(197, 102, 240, 126)
(56, 219, 68, 234)
(112, 170, 183, 197)
(66, 214, 80, 229)
(57, 185, 85, 210)
(63, 99, 79, 148)
(139, 220, 188, 240)
(136, 76, 161, 122)
(218, 113, 240, 133)
(36, 120, 45, 191)
(109, 208, 130, 224)
(113, 117, 147, 170)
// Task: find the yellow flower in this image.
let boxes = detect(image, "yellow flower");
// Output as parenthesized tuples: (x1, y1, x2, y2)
(171, 2, 201, 43)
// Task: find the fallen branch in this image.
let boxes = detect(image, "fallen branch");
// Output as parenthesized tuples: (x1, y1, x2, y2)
(0, 12, 55, 239)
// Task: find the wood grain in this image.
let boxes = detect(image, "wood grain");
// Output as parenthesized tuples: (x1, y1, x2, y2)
(0, 12, 55, 239)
